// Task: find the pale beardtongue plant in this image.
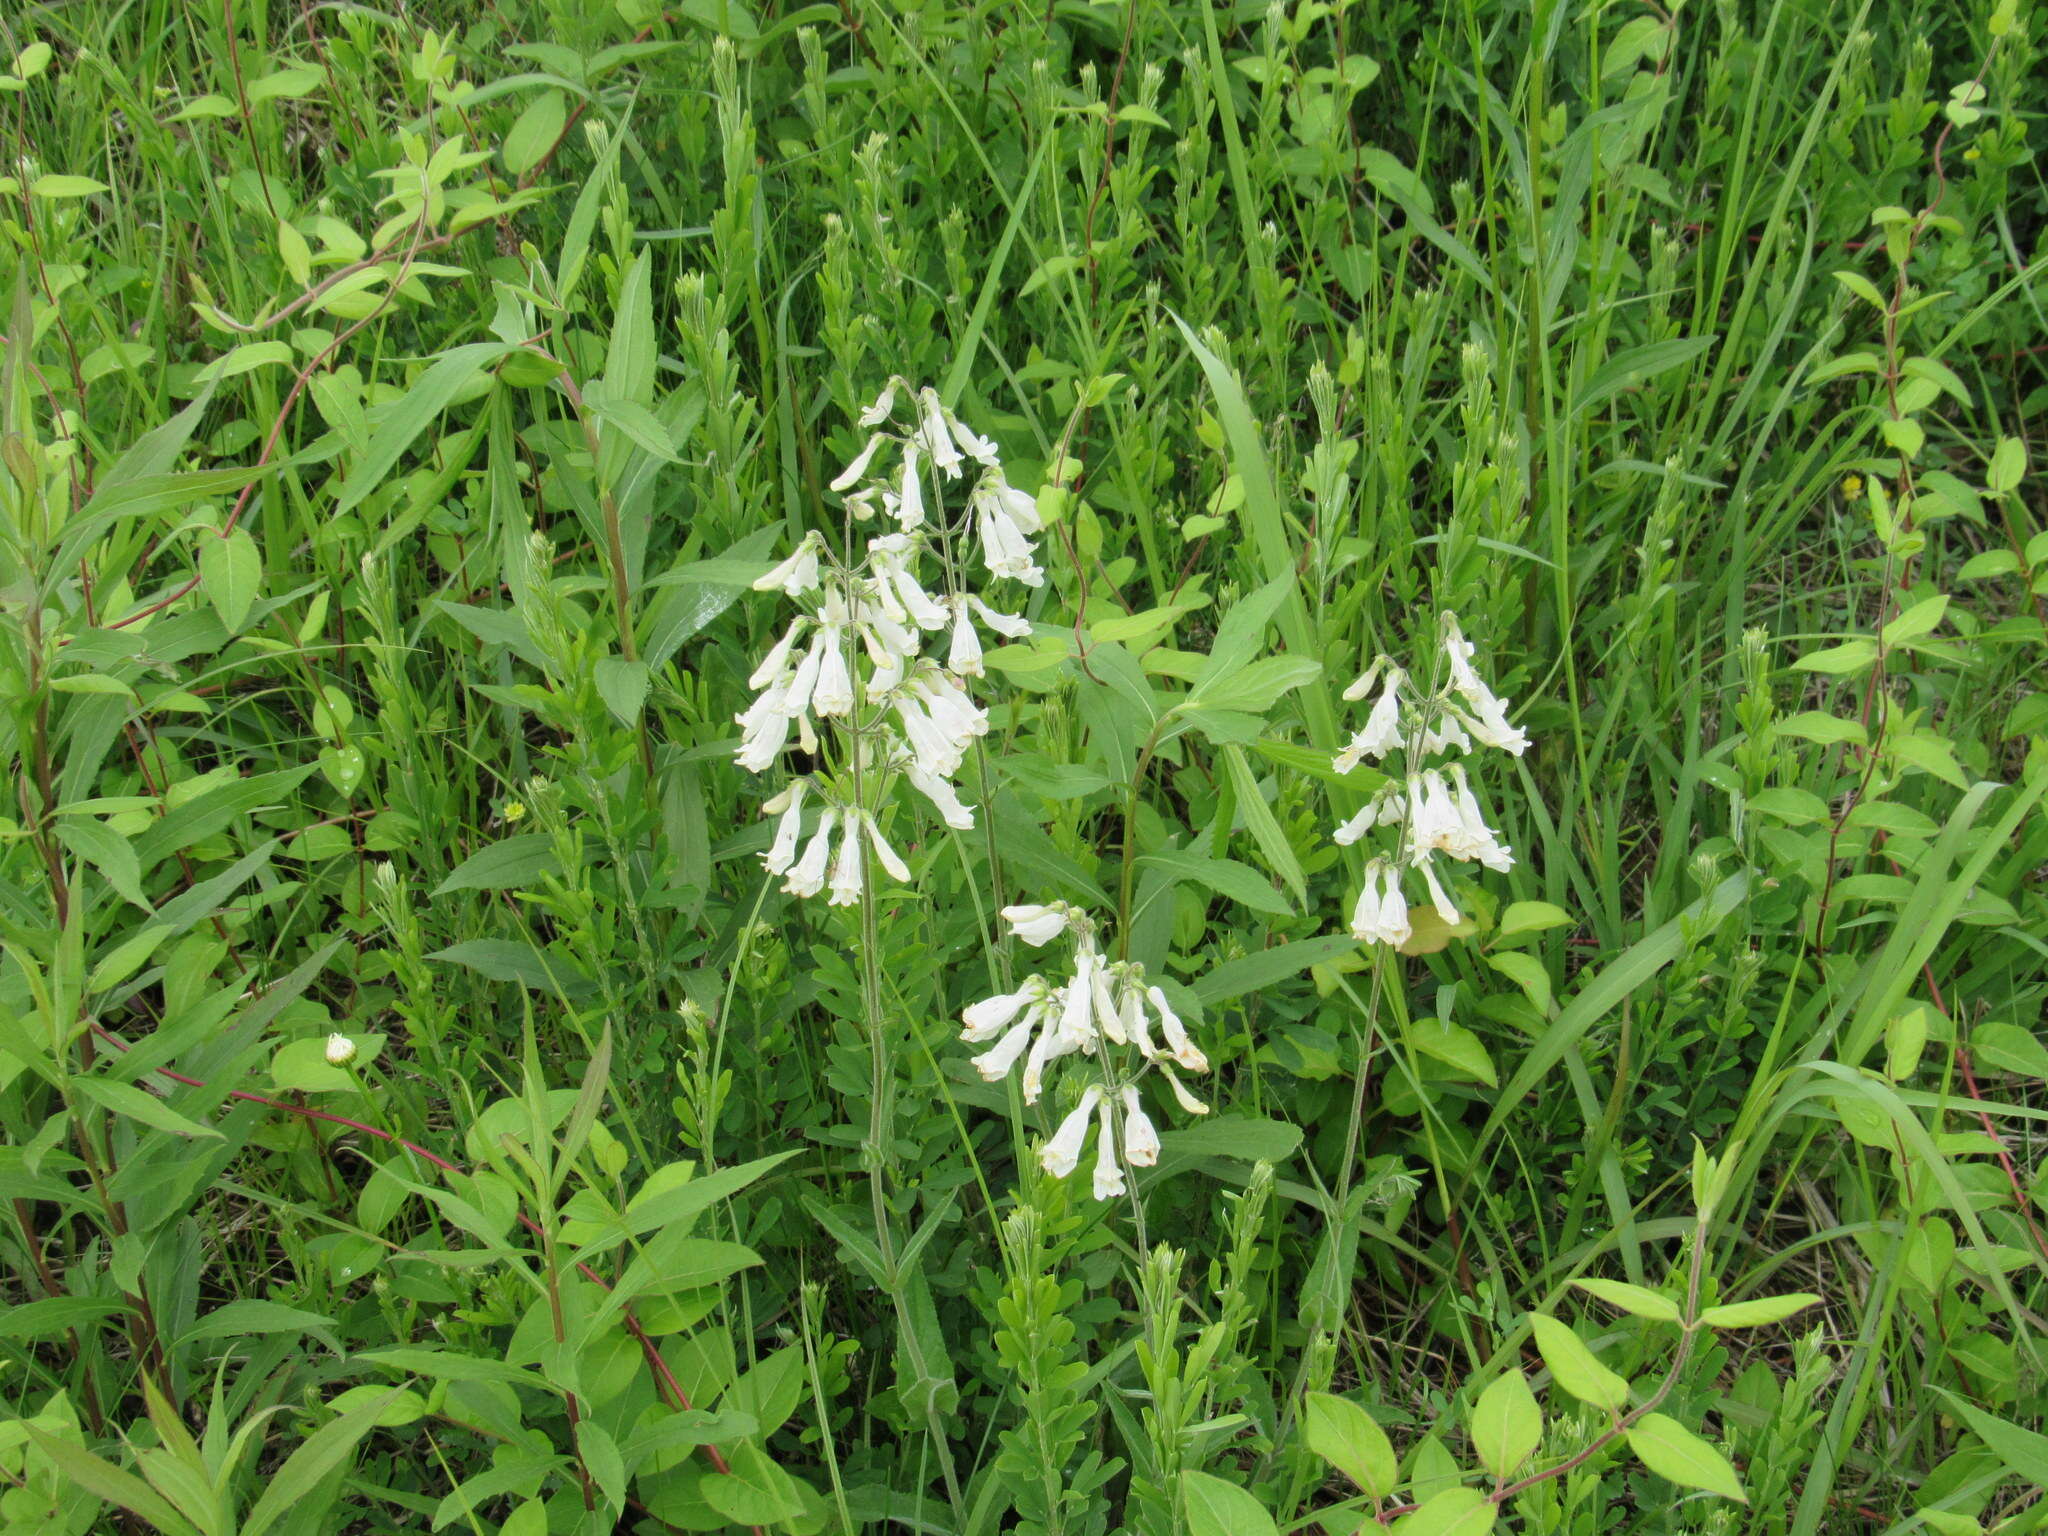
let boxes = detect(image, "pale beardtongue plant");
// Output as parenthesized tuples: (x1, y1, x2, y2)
(1332, 613, 1529, 947)
(735, 379, 1532, 1205)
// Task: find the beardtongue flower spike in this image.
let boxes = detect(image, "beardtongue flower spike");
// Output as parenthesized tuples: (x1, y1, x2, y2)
(1091, 1094, 1128, 1200)
(1039, 1085, 1102, 1178)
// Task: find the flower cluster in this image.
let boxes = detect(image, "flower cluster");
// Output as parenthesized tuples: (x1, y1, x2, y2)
(1332, 613, 1528, 946)
(958, 903, 1211, 1200)
(739, 380, 1043, 905)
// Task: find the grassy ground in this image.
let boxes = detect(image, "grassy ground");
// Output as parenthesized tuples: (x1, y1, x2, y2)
(1, 0, 2045, 1532)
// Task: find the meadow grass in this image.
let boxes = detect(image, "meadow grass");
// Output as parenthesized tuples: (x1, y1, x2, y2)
(1, 0, 2045, 1531)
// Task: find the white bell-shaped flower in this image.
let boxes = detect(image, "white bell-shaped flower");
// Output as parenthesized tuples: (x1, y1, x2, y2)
(1002, 903, 1071, 946)
(1091, 1094, 1127, 1200)
(784, 810, 837, 898)
(1040, 1085, 1102, 1178)
(1119, 1086, 1160, 1167)
(762, 780, 808, 874)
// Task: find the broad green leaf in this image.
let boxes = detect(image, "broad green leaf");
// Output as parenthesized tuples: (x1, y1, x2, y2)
(72, 1077, 221, 1140)
(1696, 1293, 1821, 1328)
(20, 1426, 197, 1536)
(1496, 900, 1571, 937)
(1793, 638, 1878, 674)
(1528, 1314, 1630, 1411)
(1485, 952, 1553, 1014)
(1181, 1469, 1278, 1536)
(1970, 1021, 2048, 1079)
(271, 1034, 386, 1093)
(1571, 1278, 1681, 1323)
(242, 1390, 405, 1536)
(179, 1300, 335, 1344)
(503, 89, 566, 177)
(1881, 594, 1948, 644)
(1192, 935, 1358, 1005)
(1986, 436, 2026, 493)
(335, 343, 513, 515)
(1138, 850, 1291, 917)
(1191, 574, 1296, 693)
(1470, 1371, 1541, 1480)
(594, 656, 649, 725)
(200, 527, 262, 633)
(433, 835, 562, 896)
(1303, 1391, 1396, 1498)
(1395, 1485, 1496, 1536)
(1221, 743, 1307, 907)
(1934, 1388, 2048, 1482)
(1406, 1016, 1497, 1086)
(1625, 1413, 1746, 1501)
(1573, 336, 1715, 419)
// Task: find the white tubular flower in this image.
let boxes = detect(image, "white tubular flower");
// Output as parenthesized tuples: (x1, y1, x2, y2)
(873, 540, 948, 631)
(1341, 655, 1389, 703)
(862, 811, 913, 883)
(1090, 960, 1128, 1046)
(1440, 614, 1529, 756)
(944, 408, 1000, 467)
(947, 597, 983, 677)
(962, 978, 1041, 1042)
(910, 667, 988, 742)
(1020, 1014, 1081, 1105)
(971, 1007, 1042, 1082)
(1091, 1095, 1127, 1200)
(1410, 770, 1473, 860)
(1056, 955, 1099, 1051)
(784, 810, 837, 897)
(1119, 1086, 1161, 1166)
(826, 820, 865, 907)
(894, 693, 963, 778)
(1448, 764, 1514, 873)
(1040, 1085, 1102, 1178)
(917, 388, 963, 478)
(903, 756, 976, 829)
(896, 440, 926, 530)
(982, 474, 1043, 535)
(975, 500, 1044, 587)
(844, 486, 882, 522)
(1159, 1063, 1210, 1116)
(776, 631, 826, 721)
(1118, 980, 1159, 1059)
(754, 532, 823, 597)
(1333, 784, 1402, 847)
(1334, 667, 1406, 772)
(325, 1033, 357, 1067)
(1147, 986, 1208, 1072)
(747, 616, 810, 690)
(811, 625, 855, 717)
(1350, 859, 1412, 947)
(734, 701, 791, 772)
(1413, 853, 1463, 926)
(1002, 903, 1071, 946)
(969, 594, 1033, 638)
(1422, 710, 1472, 757)
(857, 378, 900, 427)
(829, 432, 890, 492)
(762, 780, 808, 874)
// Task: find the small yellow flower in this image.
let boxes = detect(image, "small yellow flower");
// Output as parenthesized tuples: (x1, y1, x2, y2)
(1964, 145, 1982, 162)
(502, 799, 527, 824)
(1841, 474, 1864, 499)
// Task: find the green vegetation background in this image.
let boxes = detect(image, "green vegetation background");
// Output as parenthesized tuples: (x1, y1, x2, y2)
(1, 0, 2045, 1532)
